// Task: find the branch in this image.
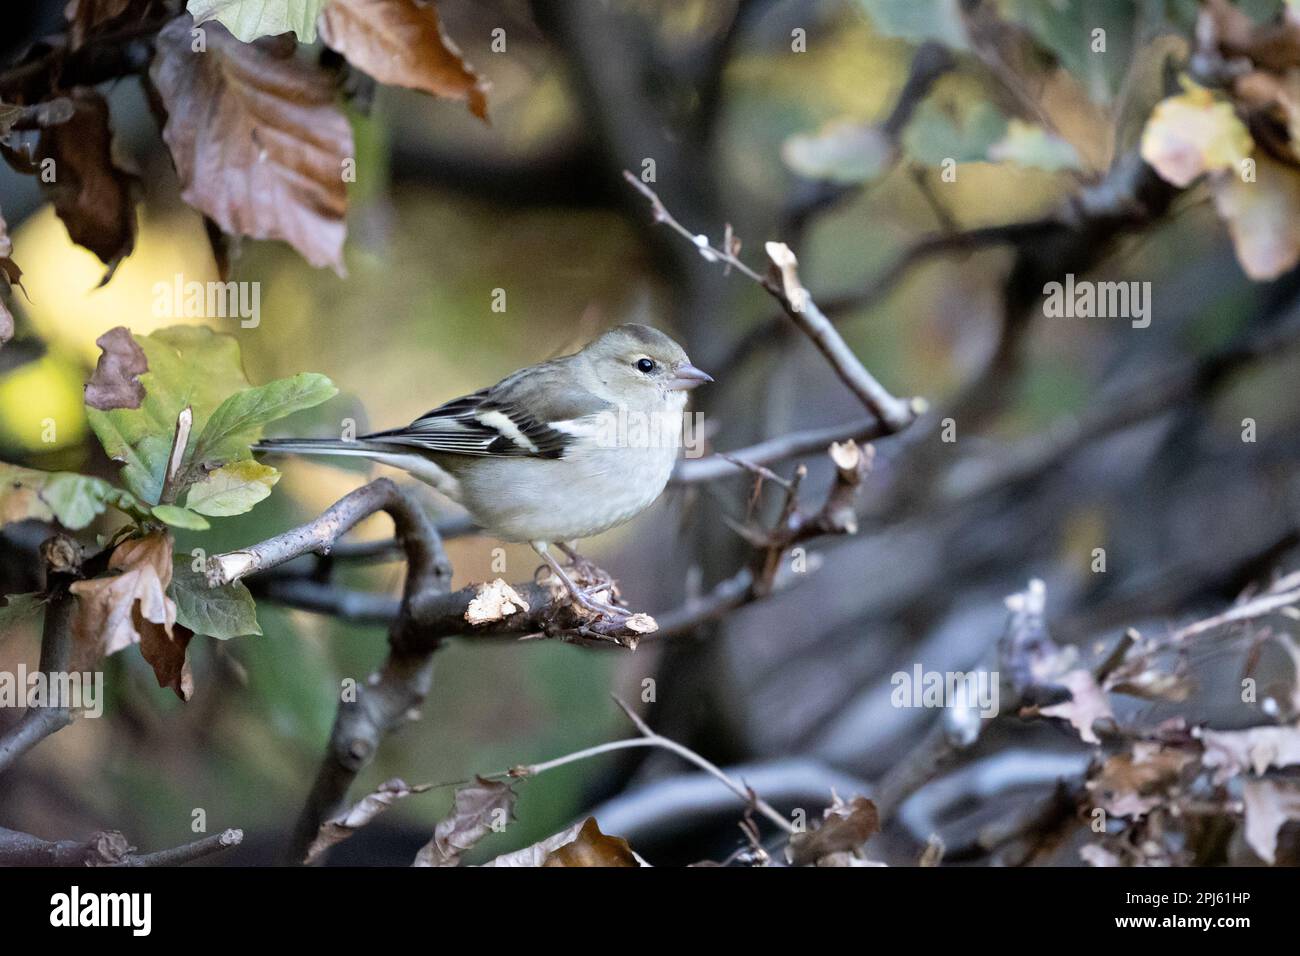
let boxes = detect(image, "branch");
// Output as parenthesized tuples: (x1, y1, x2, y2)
(0, 826, 242, 867)
(622, 171, 924, 433)
(0, 535, 80, 776)
(672, 416, 885, 484)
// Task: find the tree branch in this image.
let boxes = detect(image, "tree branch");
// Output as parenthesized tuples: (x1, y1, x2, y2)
(0, 825, 242, 867)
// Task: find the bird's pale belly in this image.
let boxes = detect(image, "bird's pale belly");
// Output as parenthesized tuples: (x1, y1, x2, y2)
(457, 443, 677, 543)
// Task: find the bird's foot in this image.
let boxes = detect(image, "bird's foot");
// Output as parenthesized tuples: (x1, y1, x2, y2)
(556, 542, 603, 580)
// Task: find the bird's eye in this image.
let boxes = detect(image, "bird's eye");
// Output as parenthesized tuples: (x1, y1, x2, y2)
(635, 358, 656, 374)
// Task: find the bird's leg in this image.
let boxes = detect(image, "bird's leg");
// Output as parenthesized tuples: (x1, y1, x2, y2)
(532, 542, 627, 618)
(556, 541, 601, 578)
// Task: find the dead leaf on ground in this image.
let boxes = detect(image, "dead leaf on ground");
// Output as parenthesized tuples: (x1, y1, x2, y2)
(413, 776, 516, 867)
(37, 88, 139, 280)
(787, 793, 880, 866)
(150, 15, 352, 274)
(69, 533, 188, 697)
(308, 778, 431, 864)
(319, 0, 488, 120)
(84, 326, 147, 410)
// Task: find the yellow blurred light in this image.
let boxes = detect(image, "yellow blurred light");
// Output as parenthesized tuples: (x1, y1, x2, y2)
(10, 203, 218, 366)
(0, 350, 87, 450)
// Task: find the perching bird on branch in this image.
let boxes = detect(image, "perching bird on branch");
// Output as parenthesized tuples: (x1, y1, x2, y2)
(255, 324, 712, 617)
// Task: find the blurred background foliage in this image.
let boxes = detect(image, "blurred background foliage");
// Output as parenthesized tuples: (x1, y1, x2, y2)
(2, 0, 1300, 865)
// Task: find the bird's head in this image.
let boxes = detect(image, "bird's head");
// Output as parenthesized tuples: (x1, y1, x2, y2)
(581, 324, 713, 402)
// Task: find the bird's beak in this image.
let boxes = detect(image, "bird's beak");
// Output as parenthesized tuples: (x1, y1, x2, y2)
(666, 362, 714, 391)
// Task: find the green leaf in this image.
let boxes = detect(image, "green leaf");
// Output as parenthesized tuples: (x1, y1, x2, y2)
(994, 0, 1137, 104)
(782, 122, 895, 184)
(171, 564, 261, 639)
(0, 463, 146, 530)
(856, 0, 969, 50)
(903, 99, 1008, 166)
(987, 119, 1083, 172)
(187, 0, 329, 44)
(190, 373, 336, 469)
(151, 504, 211, 530)
(0, 592, 44, 632)
(86, 326, 251, 504)
(184, 460, 280, 517)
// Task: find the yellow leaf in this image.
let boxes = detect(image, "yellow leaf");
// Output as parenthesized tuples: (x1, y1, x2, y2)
(1140, 78, 1253, 187)
(1212, 155, 1300, 280)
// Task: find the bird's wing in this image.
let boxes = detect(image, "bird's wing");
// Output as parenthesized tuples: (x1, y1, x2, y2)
(363, 365, 612, 460)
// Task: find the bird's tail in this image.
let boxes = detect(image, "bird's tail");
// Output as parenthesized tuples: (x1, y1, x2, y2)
(252, 437, 395, 459)
(253, 438, 463, 500)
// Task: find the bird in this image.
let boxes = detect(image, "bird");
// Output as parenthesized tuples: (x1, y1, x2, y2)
(254, 324, 713, 617)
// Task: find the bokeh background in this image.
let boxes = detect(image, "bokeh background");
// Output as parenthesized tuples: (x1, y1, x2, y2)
(2, 0, 1299, 866)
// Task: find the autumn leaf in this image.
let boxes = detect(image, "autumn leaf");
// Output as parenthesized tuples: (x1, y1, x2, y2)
(308, 778, 431, 864)
(65, 0, 139, 50)
(542, 817, 639, 867)
(188, 0, 329, 44)
(150, 15, 353, 274)
(479, 817, 639, 867)
(319, 0, 489, 120)
(0, 208, 18, 346)
(86, 325, 251, 503)
(1198, 725, 1300, 783)
(1211, 154, 1300, 280)
(37, 88, 139, 280)
(413, 776, 516, 867)
(69, 534, 189, 697)
(84, 326, 147, 410)
(184, 460, 279, 517)
(1140, 78, 1253, 188)
(787, 794, 880, 866)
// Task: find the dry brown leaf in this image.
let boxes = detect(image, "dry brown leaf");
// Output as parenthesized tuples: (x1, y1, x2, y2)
(1039, 669, 1114, 745)
(413, 776, 516, 867)
(308, 778, 431, 864)
(1211, 155, 1300, 280)
(480, 817, 639, 867)
(69, 533, 180, 688)
(787, 794, 880, 866)
(84, 326, 147, 410)
(150, 15, 352, 274)
(542, 817, 638, 867)
(64, 0, 137, 50)
(1203, 0, 1300, 75)
(37, 88, 138, 279)
(319, 0, 488, 120)
(0, 208, 15, 346)
(1199, 725, 1300, 783)
(1242, 777, 1300, 865)
(1087, 743, 1193, 819)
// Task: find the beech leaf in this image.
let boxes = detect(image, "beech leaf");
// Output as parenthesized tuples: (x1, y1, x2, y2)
(151, 15, 352, 273)
(787, 794, 880, 866)
(151, 504, 211, 530)
(171, 563, 261, 639)
(190, 373, 336, 469)
(37, 88, 139, 280)
(319, 0, 489, 120)
(84, 326, 147, 410)
(184, 460, 279, 517)
(309, 778, 432, 864)
(413, 776, 516, 867)
(0, 462, 144, 529)
(69, 534, 189, 699)
(188, 0, 328, 43)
